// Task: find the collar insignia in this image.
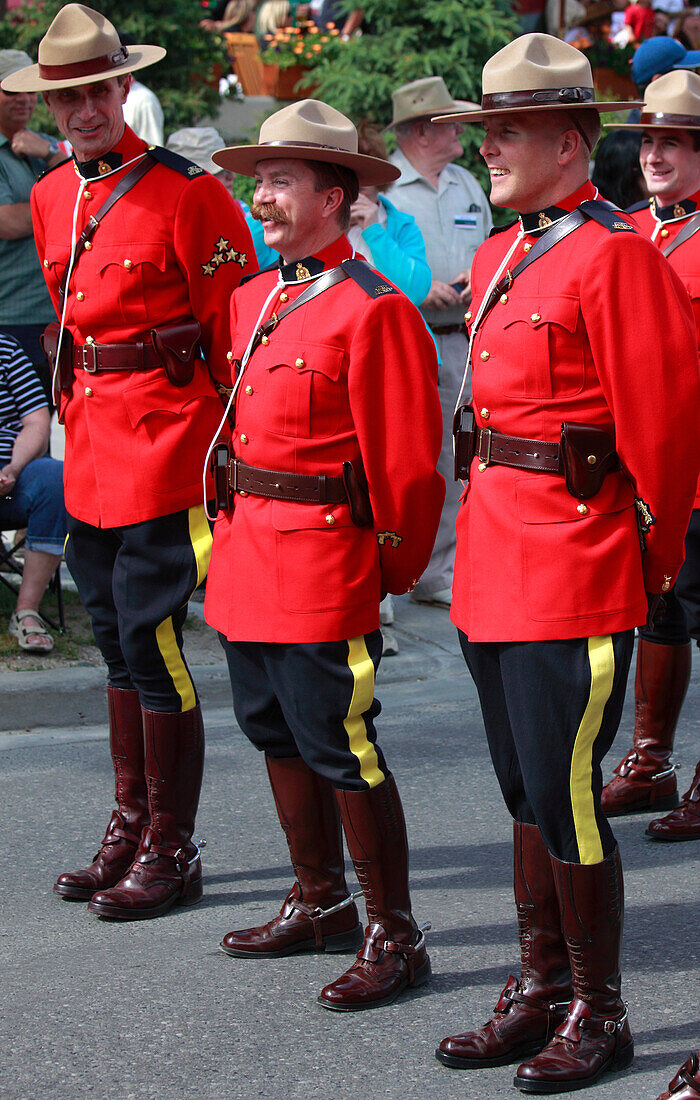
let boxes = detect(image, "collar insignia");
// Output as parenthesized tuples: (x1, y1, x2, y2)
(520, 205, 569, 235)
(652, 196, 697, 222)
(278, 255, 324, 282)
(73, 150, 123, 179)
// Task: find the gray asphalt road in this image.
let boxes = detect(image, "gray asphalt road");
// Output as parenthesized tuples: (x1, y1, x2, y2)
(1, 604, 698, 1100)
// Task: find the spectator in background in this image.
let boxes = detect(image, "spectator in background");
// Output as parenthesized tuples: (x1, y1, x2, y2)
(627, 36, 700, 123)
(676, 7, 700, 51)
(166, 126, 277, 269)
(386, 77, 491, 610)
(199, 0, 257, 34)
(0, 332, 65, 653)
(625, 0, 656, 42)
(0, 51, 65, 408)
(119, 32, 164, 147)
(591, 130, 646, 208)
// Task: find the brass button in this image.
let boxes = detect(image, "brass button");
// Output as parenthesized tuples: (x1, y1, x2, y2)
(123, 258, 132, 269)
(478, 462, 487, 472)
(84, 241, 92, 250)
(85, 335, 94, 345)
(587, 454, 597, 465)
(325, 514, 336, 525)
(660, 228, 669, 238)
(577, 503, 588, 515)
(280, 292, 289, 302)
(480, 350, 490, 361)
(84, 190, 92, 199)
(240, 434, 248, 444)
(43, 259, 49, 268)
(465, 310, 472, 322)
(76, 291, 85, 301)
(227, 351, 233, 360)
(238, 490, 248, 497)
(480, 408, 490, 420)
(500, 294, 508, 304)
(295, 357, 305, 368)
(261, 335, 269, 346)
(245, 385, 253, 395)
(84, 386, 93, 397)
(662, 580, 671, 591)
(530, 312, 541, 322)
(523, 242, 532, 252)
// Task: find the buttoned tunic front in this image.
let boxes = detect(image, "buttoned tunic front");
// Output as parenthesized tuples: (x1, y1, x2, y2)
(31, 126, 255, 527)
(205, 236, 445, 644)
(451, 181, 700, 642)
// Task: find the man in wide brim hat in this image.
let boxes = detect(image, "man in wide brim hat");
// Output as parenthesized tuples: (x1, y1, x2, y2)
(1, 2, 164, 92)
(13, 3, 256, 926)
(431, 31, 638, 124)
(212, 97, 400, 187)
(600, 68, 700, 850)
(432, 32, 700, 1096)
(383, 75, 478, 133)
(205, 98, 445, 1014)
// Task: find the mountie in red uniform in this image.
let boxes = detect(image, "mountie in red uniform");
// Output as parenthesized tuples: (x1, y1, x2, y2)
(32, 125, 254, 527)
(452, 180, 700, 645)
(205, 235, 445, 644)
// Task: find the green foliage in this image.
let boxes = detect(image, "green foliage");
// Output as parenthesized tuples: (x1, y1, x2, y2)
(0, 0, 225, 137)
(294, 0, 519, 199)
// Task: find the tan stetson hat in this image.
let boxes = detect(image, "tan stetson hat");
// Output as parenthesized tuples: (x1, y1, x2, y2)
(212, 99, 401, 187)
(1, 4, 165, 93)
(433, 33, 640, 124)
(607, 69, 700, 131)
(384, 76, 478, 131)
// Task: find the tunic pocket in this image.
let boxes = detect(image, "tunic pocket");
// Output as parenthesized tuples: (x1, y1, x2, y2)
(95, 243, 168, 328)
(259, 340, 347, 439)
(498, 296, 584, 399)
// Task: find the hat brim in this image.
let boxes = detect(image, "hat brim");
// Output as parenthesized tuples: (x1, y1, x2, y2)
(434, 100, 642, 123)
(212, 143, 401, 187)
(1, 45, 165, 92)
(382, 100, 478, 133)
(606, 119, 700, 131)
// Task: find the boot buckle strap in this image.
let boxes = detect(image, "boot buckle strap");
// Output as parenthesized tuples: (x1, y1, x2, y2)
(291, 892, 359, 948)
(381, 929, 426, 982)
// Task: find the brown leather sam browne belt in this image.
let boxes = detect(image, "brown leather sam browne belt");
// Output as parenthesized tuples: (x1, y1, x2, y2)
(230, 459, 347, 504)
(72, 339, 161, 373)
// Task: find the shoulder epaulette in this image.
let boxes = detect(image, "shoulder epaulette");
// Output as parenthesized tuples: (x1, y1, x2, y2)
(145, 145, 207, 180)
(341, 258, 398, 297)
(580, 199, 638, 234)
(625, 199, 649, 214)
(240, 262, 279, 286)
(36, 157, 69, 184)
(489, 219, 518, 237)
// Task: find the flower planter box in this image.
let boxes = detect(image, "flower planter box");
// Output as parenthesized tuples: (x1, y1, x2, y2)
(261, 62, 315, 100)
(592, 66, 637, 101)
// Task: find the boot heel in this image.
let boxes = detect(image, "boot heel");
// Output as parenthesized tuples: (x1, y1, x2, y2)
(651, 792, 680, 813)
(613, 1039, 634, 1072)
(324, 923, 364, 953)
(179, 877, 203, 906)
(411, 954, 432, 988)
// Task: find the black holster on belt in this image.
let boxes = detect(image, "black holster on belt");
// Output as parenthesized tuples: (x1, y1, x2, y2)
(151, 320, 201, 386)
(560, 421, 618, 499)
(453, 404, 476, 481)
(41, 321, 74, 395)
(342, 460, 373, 527)
(212, 441, 232, 513)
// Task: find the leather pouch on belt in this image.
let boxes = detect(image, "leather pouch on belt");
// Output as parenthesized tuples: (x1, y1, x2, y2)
(453, 404, 476, 481)
(151, 320, 201, 386)
(560, 421, 618, 499)
(342, 460, 373, 527)
(41, 320, 74, 396)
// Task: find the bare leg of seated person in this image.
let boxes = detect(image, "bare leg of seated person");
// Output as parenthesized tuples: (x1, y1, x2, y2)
(9, 548, 61, 651)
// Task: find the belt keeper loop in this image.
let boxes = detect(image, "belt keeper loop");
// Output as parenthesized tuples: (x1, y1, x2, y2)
(477, 427, 492, 465)
(230, 458, 238, 494)
(318, 474, 326, 503)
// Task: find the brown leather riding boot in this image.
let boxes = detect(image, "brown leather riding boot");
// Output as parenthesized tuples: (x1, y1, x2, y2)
(318, 773, 431, 1012)
(54, 686, 148, 900)
(514, 846, 633, 1093)
(436, 822, 572, 1069)
(602, 640, 691, 817)
(647, 760, 700, 841)
(221, 755, 362, 957)
(656, 1050, 700, 1099)
(88, 704, 205, 920)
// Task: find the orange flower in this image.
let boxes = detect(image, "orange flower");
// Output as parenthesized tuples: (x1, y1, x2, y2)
(312, 42, 322, 51)
(330, 28, 340, 35)
(326, 21, 336, 28)
(321, 35, 329, 42)
(293, 45, 304, 53)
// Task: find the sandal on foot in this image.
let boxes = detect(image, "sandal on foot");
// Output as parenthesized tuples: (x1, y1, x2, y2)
(9, 609, 54, 653)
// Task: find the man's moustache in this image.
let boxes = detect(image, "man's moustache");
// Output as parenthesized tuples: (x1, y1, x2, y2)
(250, 203, 288, 224)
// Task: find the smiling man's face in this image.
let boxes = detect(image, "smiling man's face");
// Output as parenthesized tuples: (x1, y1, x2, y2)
(640, 128, 700, 207)
(44, 75, 131, 161)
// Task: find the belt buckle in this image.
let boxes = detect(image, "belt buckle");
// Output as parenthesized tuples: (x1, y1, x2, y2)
(477, 427, 492, 465)
(81, 343, 98, 373)
(229, 457, 238, 494)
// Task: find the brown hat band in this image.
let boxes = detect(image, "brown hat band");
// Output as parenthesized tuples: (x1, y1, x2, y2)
(39, 45, 128, 82)
(481, 86, 595, 110)
(259, 139, 353, 153)
(640, 110, 700, 126)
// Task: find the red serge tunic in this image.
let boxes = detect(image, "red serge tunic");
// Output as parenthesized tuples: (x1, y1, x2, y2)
(451, 180, 700, 643)
(627, 192, 700, 509)
(205, 236, 445, 644)
(31, 126, 255, 527)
